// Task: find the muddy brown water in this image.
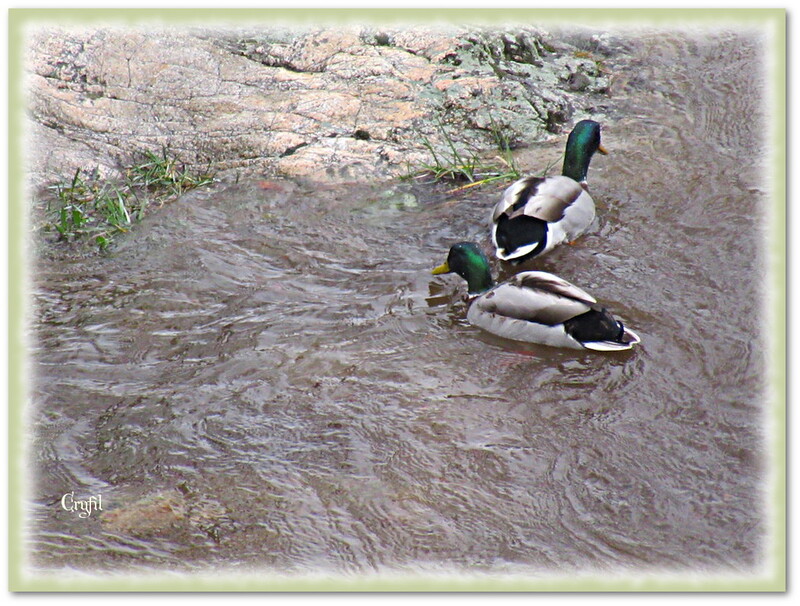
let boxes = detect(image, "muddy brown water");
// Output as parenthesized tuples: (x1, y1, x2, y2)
(28, 28, 770, 578)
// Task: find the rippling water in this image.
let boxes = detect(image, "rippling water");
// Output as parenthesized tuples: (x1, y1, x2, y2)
(28, 28, 770, 578)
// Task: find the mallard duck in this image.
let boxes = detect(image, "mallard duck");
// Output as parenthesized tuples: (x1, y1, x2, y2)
(432, 242, 640, 351)
(491, 119, 608, 264)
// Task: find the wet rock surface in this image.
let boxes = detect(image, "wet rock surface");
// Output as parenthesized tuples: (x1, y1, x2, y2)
(26, 25, 614, 188)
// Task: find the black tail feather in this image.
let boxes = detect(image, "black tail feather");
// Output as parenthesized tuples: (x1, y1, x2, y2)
(563, 308, 625, 344)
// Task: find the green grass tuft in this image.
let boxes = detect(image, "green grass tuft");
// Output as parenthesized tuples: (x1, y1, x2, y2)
(126, 149, 215, 198)
(407, 115, 520, 190)
(42, 149, 215, 252)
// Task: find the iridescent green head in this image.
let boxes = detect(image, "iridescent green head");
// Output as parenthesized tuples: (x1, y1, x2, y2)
(561, 119, 608, 183)
(432, 242, 494, 295)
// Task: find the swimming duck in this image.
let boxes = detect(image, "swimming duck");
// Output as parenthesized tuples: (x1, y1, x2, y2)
(432, 242, 640, 351)
(491, 119, 608, 264)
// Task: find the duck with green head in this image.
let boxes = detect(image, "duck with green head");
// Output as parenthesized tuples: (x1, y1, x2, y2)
(432, 242, 640, 351)
(492, 120, 608, 265)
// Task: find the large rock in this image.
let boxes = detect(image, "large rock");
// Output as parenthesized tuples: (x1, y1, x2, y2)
(26, 25, 612, 188)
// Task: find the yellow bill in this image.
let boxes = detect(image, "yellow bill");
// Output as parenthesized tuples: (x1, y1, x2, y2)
(431, 261, 450, 275)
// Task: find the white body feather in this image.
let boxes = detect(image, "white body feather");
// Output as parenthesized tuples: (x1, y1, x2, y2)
(467, 303, 587, 349)
(465, 271, 639, 351)
(491, 175, 596, 261)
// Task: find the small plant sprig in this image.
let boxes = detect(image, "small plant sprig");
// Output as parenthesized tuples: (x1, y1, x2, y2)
(46, 169, 133, 251)
(126, 149, 215, 200)
(409, 115, 521, 192)
(43, 149, 215, 251)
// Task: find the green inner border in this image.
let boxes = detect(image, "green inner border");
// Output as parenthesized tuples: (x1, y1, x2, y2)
(7, 7, 786, 593)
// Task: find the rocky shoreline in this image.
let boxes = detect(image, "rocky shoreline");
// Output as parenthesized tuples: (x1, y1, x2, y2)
(27, 24, 617, 189)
